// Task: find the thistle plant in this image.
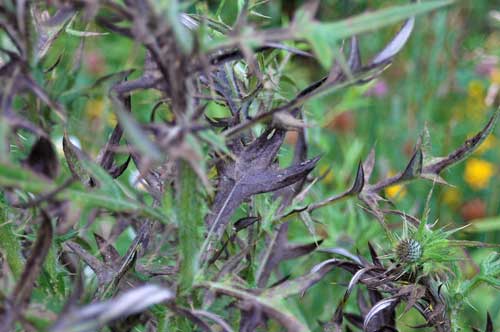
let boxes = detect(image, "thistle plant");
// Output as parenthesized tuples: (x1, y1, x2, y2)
(0, 1, 498, 332)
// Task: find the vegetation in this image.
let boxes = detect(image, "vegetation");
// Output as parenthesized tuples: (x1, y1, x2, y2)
(0, 1, 499, 331)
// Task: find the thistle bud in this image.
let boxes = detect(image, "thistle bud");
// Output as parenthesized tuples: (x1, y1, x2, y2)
(395, 239, 422, 263)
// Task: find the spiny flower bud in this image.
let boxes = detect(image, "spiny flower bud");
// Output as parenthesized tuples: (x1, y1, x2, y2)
(395, 239, 422, 263)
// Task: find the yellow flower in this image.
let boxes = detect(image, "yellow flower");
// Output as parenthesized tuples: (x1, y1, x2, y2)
(475, 135, 496, 154)
(464, 158, 495, 190)
(85, 98, 116, 126)
(467, 80, 485, 100)
(442, 187, 462, 207)
(385, 171, 406, 200)
(490, 68, 500, 85)
(466, 80, 487, 120)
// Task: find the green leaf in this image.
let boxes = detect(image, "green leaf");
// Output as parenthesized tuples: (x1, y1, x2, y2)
(0, 162, 166, 221)
(113, 103, 163, 162)
(465, 217, 500, 233)
(176, 161, 205, 292)
(302, 1, 452, 69)
(0, 193, 24, 278)
(80, 158, 124, 199)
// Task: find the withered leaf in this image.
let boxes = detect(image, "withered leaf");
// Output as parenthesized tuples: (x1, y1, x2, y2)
(206, 282, 308, 332)
(51, 284, 174, 332)
(205, 127, 319, 257)
(423, 107, 499, 175)
(63, 132, 92, 185)
(363, 148, 376, 184)
(363, 297, 398, 332)
(257, 237, 323, 288)
(349, 161, 365, 194)
(400, 148, 423, 181)
(24, 136, 59, 179)
(262, 259, 332, 300)
(32, 6, 75, 60)
(64, 241, 115, 289)
(94, 233, 121, 269)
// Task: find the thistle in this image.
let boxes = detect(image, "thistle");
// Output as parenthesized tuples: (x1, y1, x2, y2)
(395, 238, 422, 263)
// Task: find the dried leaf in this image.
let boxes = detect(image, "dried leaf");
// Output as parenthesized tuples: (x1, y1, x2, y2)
(363, 298, 398, 332)
(23, 137, 59, 179)
(349, 161, 365, 194)
(363, 149, 376, 184)
(423, 107, 499, 175)
(64, 241, 115, 288)
(399, 149, 422, 181)
(51, 285, 174, 332)
(206, 282, 308, 332)
(94, 233, 121, 269)
(63, 132, 92, 184)
(203, 127, 319, 259)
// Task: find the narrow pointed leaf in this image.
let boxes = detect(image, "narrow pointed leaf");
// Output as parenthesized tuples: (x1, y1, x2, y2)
(401, 148, 423, 180)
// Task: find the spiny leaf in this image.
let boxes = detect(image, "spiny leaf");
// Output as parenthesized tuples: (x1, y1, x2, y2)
(202, 127, 319, 261)
(349, 161, 365, 194)
(401, 148, 423, 180)
(423, 107, 500, 175)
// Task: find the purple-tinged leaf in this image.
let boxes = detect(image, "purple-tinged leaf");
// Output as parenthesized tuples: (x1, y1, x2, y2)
(262, 265, 332, 300)
(371, 18, 414, 66)
(23, 137, 59, 179)
(108, 155, 131, 178)
(234, 216, 260, 232)
(423, 107, 499, 175)
(191, 309, 235, 332)
(319, 248, 363, 264)
(363, 298, 398, 332)
(347, 37, 362, 72)
(367, 242, 382, 267)
(205, 282, 309, 332)
(400, 148, 423, 180)
(363, 149, 376, 184)
(308, 161, 364, 211)
(350, 161, 365, 194)
(32, 6, 74, 60)
(64, 241, 115, 288)
(51, 285, 174, 332)
(94, 233, 121, 269)
(203, 127, 319, 261)
(331, 267, 378, 326)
